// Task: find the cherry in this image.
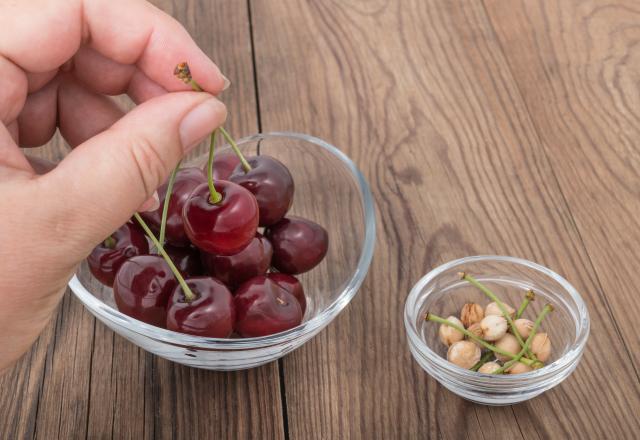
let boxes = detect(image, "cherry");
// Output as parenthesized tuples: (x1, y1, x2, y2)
(230, 155, 294, 226)
(165, 245, 203, 277)
(201, 234, 272, 290)
(234, 276, 303, 337)
(140, 167, 206, 246)
(182, 181, 259, 255)
(203, 152, 241, 181)
(268, 273, 306, 314)
(88, 222, 150, 287)
(113, 255, 177, 327)
(166, 277, 235, 337)
(265, 216, 328, 274)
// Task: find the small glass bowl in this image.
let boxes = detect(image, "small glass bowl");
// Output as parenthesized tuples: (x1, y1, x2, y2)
(404, 255, 589, 405)
(69, 132, 376, 370)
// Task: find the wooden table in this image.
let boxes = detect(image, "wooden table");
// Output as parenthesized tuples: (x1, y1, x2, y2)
(2, 0, 640, 438)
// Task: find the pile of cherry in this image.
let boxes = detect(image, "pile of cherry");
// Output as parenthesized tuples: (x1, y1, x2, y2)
(89, 122, 327, 338)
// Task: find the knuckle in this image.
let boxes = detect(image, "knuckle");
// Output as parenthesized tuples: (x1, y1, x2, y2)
(0, 72, 27, 123)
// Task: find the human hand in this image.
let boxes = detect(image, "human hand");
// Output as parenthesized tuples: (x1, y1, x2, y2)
(0, 0, 228, 372)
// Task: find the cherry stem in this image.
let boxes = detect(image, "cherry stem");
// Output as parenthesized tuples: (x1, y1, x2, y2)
(187, 79, 203, 92)
(207, 130, 223, 204)
(173, 62, 251, 172)
(133, 213, 195, 302)
(103, 236, 116, 249)
(425, 313, 538, 366)
(219, 127, 251, 172)
(471, 351, 494, 372)
(159, 161, 181, 246)
(515, 289, 536, 320)
(459, 272, 534, 359)
(494, 304, 553, 374)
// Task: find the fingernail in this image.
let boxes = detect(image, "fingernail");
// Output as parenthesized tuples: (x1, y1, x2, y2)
(139, 191, 160, 212)
(222, 75, 231, 91)
(179, 98, 226, 152)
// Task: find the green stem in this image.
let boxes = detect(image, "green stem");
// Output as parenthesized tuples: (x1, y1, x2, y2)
(515, 289, 536, 319)
(425, 313, 537, 366)
(103, 236, 116, 249)
(173, 64, 223, 204)
(133, 213, 195, 302)
(173, 62, 250, 173)
(460, 272, 533, 358)
(219, 127, 251, 172)
(188, 79, 203, 92)
(207, 130, 223, 204)
(494, 304, 553, 374)
(159, 161, 181, 246)
(471, 351, 495, 372)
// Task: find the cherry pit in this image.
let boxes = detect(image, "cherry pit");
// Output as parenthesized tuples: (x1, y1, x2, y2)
(88, 63, 328, 339)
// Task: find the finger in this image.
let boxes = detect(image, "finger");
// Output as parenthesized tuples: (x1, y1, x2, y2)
(71, 46, 135, 95)
(128, 70, 167, 104)
(0, 56, 28, 125)
(72, 47, 167, 103)
(7, 121, 19, 144)
(17, 78, 59, 148)
(0, 0, 225, 93)
(84, 0, 225, 93)
(27, 70, 59, 93)
(57, 78, 124, 147)
(39, 92, 226, 256)
(139, 191, 160, 212)
(0, 0, 80, 73)
(0, 124, 32, 172)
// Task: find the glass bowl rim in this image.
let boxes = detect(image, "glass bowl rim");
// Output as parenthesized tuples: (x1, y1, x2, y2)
(69, 131, 377, 349)
(404, 255, 590, 383)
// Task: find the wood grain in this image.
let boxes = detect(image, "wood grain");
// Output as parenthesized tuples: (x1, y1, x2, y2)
(251, 0, 640, 438)
(1, 1, 284, 439)
(3, 0, 640, 438)
(483, 0, 640, 371)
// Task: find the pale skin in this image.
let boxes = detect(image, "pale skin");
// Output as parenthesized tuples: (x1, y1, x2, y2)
(0, 0, 230, 373)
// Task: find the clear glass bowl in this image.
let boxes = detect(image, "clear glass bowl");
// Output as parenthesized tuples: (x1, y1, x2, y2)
(69, 132, 376, 370)
(404, 256, 589, 405)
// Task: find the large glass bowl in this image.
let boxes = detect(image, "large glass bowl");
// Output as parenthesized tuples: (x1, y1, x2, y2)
(69, 132, 376, 370)
(404, 256, 589, 405)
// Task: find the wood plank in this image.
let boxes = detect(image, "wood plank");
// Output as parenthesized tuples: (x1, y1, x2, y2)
(0, 135, 77, 440)
(2, 1, 284, 439)
(0, 300, 55, 440)
(251, 0, 640, 438)
(483, 0, 640, 371)
(86, 1, 284, 439)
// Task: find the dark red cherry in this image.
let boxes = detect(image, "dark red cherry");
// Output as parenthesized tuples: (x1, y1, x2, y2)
(140, 167, 206, 246)
(203, 152, 241, 181)
(182, 181, 259, 255)
(201, 234, 272, 290)
(113, 255, 177, 327)
(166, 277, 235, 337)
(234, 276, 302, 337)
(165, 245, 203, 277)
(265, 216, 328, 274)
(268, 273, 306, 314)
(230, 155, 294, 226)
(88, 222, 150, 287)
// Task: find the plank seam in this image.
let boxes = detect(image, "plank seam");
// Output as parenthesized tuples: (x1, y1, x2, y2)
(246, 1, 288, 439)
(84, 317, 97, 440)
(479, 0, 640, 385)
(247, 0, 263, 133)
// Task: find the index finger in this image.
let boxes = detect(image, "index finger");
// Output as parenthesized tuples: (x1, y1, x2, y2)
(0, 0, 224, 93)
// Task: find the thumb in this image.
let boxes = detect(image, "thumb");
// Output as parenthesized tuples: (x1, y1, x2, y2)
(39, 91, 226, 256)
